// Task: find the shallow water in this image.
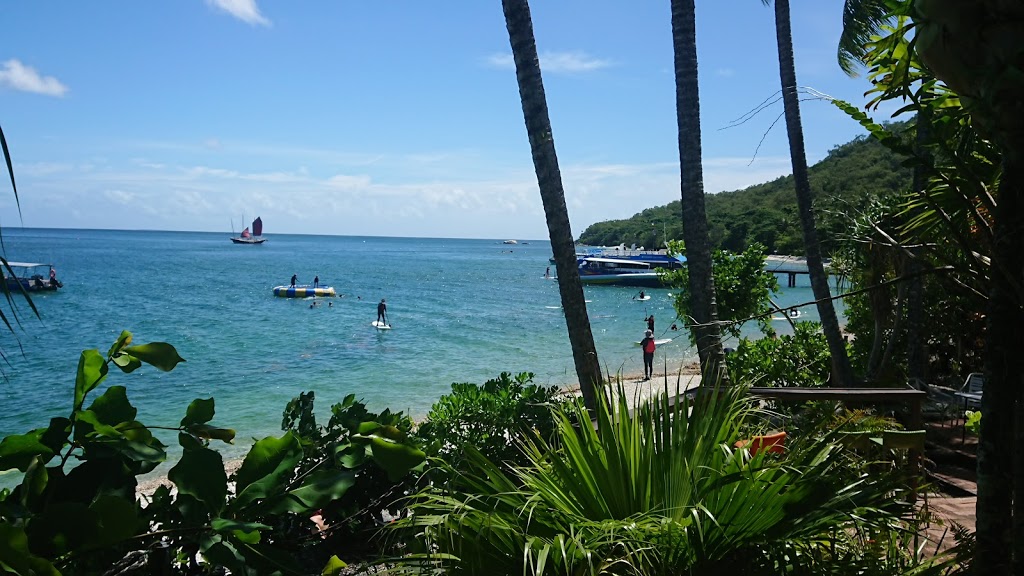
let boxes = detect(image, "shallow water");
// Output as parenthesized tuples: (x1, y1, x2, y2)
(0, 228, 833, 469)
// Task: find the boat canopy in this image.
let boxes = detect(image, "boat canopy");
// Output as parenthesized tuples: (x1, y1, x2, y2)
(5, 262, 52, 269)
(581, 257, 651, 268)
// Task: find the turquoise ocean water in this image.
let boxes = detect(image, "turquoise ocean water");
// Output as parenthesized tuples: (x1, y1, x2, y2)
(0, 228, 833, 472)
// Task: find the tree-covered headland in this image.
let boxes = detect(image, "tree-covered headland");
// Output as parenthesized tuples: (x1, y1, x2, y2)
(578, 127, 913, 255)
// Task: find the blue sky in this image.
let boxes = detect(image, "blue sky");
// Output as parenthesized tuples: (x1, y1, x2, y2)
(0, 1, 896, 240)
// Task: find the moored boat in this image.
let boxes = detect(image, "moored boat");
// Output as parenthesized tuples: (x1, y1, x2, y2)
(273, 285, 336, 298)
(550, 246, 684, 270)
(231, 216, 267, 245)
(576, 257, 663, 287)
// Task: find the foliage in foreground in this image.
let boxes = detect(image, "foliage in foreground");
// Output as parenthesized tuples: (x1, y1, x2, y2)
(394, 384, 917, 575)
(417, 371, 565, 476)
(727, 321, 832, 388)
(0, 331, 425, 575)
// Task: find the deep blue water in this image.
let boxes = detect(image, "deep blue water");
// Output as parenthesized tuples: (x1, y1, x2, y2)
(0, 228, 832, 471)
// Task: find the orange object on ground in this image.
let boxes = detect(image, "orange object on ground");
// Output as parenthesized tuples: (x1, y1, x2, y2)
(735, 431, 787, 456)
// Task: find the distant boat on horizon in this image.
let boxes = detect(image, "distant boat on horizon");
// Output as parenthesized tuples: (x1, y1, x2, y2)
(231, 216, 267, 245)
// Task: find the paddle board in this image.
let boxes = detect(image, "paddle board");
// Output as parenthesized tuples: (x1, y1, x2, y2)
(634, 338, 673, 346)
(635, 296, 651, 301)
(372, 321, 392, 330)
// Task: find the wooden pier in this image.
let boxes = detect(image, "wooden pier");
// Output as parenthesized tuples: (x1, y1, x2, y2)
(764, 255, 832, 288)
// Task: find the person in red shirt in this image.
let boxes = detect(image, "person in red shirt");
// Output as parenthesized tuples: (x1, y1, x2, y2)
(640, 329, 656, 381)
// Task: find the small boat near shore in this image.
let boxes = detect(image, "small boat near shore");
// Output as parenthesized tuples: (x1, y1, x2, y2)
(5, 262, 62, 292)
(273, 285, 336, 298)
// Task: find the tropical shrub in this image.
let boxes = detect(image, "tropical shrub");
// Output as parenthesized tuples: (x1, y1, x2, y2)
(662, 242, 779, 342)
(394, 384, 917, 575)
(278, 391, 425, 567)
(417, 372, 565, 475)
(726, 321, 833, 387)
(0, 332, 425, 574)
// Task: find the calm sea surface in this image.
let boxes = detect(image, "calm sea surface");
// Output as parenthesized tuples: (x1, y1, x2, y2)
(0, 228, 834, 471)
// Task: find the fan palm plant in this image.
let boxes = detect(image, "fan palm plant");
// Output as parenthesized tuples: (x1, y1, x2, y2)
(394, 384, 914, 575)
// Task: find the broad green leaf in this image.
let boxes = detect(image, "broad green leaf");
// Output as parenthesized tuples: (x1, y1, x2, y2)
(111, 352, 142, 374)
(179, 431, 203, 451)
(74, 349, 108, 411)
(123, 342, 185, 372)
(233, 432, 302, 509)
(336, 444, 367, 469)
(212, 518, 269, 545)
(87, 386, 137, 425)
(265, 469, 355, 514)
(211, 518, 271, 533)
(74, 410, 122, 442)
(20, 455, 48, 509)
(168, 446, 227, 515)
(106, 330, 133, 358)
(368, 437, 425, 482)
(200, 541, 248, 576)
(0, 432, 54, 472)
(186, 424, 236, 444)
(89, 495, 140, 548)
(26, 501, 98, 557)
(38, 417, 72, 453)
(322, 556, 348, 575)
(181, 398, 215, 427)
(356, 421, 381, 435)
(0, 524, 60, 576)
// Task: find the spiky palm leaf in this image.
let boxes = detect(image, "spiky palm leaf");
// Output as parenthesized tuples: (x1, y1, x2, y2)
(395, 385, 913, 575)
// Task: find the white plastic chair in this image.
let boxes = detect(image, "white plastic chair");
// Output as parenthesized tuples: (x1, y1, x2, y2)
(958, 372, 984, 409)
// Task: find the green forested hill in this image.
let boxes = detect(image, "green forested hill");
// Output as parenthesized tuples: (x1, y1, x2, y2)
(577, 129, 912, 255)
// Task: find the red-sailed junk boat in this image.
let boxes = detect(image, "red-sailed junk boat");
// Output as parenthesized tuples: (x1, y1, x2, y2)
(230, 216, 267, 245)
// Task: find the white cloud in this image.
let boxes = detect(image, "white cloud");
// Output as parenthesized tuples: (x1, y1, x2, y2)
(486, 51, 611, 73)
(327, 174, 372, 189)
(0, 59, 68, 97)
(104, 189, 136, 204)
(205, 0, 270, 27)
(716, 68, 735, 77)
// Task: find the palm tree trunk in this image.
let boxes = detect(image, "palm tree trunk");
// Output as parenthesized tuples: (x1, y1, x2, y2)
(669, 0, 728, 384)
(977, 147, 1023, 576)
(772, 0, 855, 387)
(905, 111, 929, 387)
(501, 0, 603, 411)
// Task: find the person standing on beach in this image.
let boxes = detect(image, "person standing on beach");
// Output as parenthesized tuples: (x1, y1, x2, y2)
(641, 329, 656, 380)
(377, 298, 387, 325)
(646, 315, 655, 332)
(290, 274, 297, 287)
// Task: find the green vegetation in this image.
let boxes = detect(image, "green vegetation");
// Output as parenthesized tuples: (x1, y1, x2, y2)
(661, 241, 780, 342)
(1, 332, 957, 574)
(417, 371, 566, 476)
(396, 384, 919, 575)
(0, 332, 425, 574)
(578, 128, 912, 255)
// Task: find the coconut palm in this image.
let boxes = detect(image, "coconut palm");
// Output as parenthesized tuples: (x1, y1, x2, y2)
(836, 0, 894, 76)
(395, 384, 913, 574)
(499, 0, 603, 412)
(669, 0, 729, 383)
(764, 0, 856, 388)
